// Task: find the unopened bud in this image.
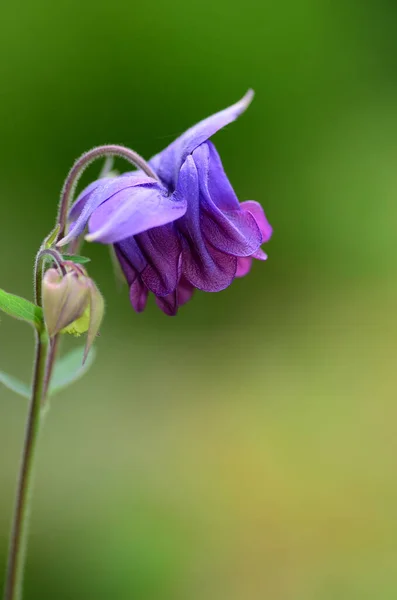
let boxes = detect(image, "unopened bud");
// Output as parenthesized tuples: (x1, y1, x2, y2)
(42, 269, 89, 337)
(42, 267, 104, 363)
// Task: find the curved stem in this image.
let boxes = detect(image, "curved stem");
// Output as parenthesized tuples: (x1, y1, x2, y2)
(3, 330, 49, 600)
(34, 249, 66, 306)
(56, 144, 159, 241)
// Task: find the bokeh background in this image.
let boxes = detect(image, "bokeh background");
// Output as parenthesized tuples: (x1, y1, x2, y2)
(1, 0, 397, 598)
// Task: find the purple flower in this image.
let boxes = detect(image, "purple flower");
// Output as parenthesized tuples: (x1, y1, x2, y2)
(59, 91, 272, 315)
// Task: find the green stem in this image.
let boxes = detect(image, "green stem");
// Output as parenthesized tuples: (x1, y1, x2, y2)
(42, 335, 60, 404)
(3, 330, 49, 600)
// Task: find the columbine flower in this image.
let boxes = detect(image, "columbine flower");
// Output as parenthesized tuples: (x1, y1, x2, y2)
(42, 266, 104, 361)
(58, 91, 272, 315)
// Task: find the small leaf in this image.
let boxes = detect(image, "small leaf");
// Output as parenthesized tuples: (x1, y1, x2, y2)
(0, 289, 43, 328)
(44, 224, 61, 248)
(61, 254, 91, 265)
(0, 371, 30, 398)
(50, 345, 97, 395)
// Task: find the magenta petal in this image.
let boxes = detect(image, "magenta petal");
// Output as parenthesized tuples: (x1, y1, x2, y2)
(150, 90, 254, 187)
(240, 201, 272, 243)
(235, 256, 253, 278)
(252, 247, 268, 260)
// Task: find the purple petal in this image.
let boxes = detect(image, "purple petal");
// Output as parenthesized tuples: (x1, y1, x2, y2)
(206, 142, 240, 211)
(177, 277, 195, 306)
(240, 201, 272, 243)
(69, 171, 149, 223)
(155, 293, 178, 316)
(114, 240, 147, 282)
(59, 175, 157, 246)
(129, 277, 148, 313)
(155, 275, 195, 316)
(114, 245, 149, 312)
(137, 225, 182, 296)
(85, 181, 186, 244)
(150, 90, 254, 187)
(193, 143, 262, 257)
(69, 179, 104, 222)
(175, 156, 237, 291)
(153, 253, 182, 315)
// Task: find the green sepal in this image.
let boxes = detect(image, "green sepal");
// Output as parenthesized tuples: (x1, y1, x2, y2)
(44, 224, 61, 248)
(61, 254, 91, 265)
(0, 289, 43, 329)
(49, 345, 97, 395)
(0, 371, 30, 398)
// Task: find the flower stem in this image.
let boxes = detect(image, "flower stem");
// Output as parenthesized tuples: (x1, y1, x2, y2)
(3, 330, 49, 600)
(42, 335, 60, 404)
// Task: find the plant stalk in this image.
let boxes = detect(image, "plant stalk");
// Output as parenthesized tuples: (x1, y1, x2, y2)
(3, 330, 49, 600)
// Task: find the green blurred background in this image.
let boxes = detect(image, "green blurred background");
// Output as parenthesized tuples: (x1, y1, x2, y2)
(1, 0, 397, 598)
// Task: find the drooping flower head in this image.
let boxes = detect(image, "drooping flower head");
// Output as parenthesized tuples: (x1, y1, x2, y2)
(59, 91, 272, 315)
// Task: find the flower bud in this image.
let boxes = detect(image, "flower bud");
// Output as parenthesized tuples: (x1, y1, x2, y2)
(42, 268, 89, 337)
(42, 266, 105, 362)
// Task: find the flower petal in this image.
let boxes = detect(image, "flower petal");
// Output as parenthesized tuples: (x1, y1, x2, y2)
(240, 201, 272, 243)
(206, 142, 241, 211)
(69, 179, 105, 223)
(235, 256, 253, 278)
(129, 277, 148, 313)
(115, 238, 147, 277)
(138, 225, 182, 296)
(85, 181, 186, 244)
(176, 155, 237, 291)
(193, 143, 263, 257)
(58, 175, 158, 246)
(150, 90, 254, 187)
(114, 246, 149, 313)
(154, 275, 194, 315)
(177, 277, 195, 306)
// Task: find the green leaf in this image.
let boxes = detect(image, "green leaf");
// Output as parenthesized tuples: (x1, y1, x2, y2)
(61, 254, 91, 265)
(49, 345, 97, 395)
(0, 289, 43, 328)
(0, 371, 30, 398)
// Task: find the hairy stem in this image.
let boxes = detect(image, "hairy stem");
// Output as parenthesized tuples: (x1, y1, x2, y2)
(34, 249, 65, 306)
(3, 331, 49, 600)
(56, 144, 159, 241)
